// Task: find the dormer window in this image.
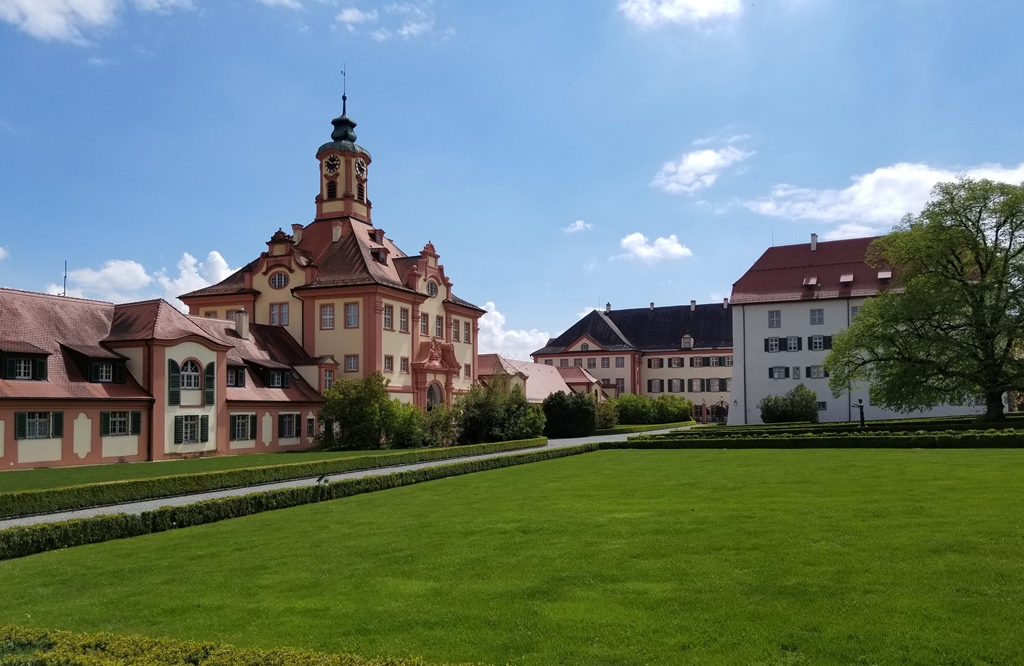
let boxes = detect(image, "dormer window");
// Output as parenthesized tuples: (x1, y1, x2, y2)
(803, 276, 818, 287)
(839, 273, 854, 285)
(14, 358, 32, 379)
(878, 270, 892, 281)
(4, 356, 47, 381)
(682, 335, 694, 350)
(327, 180, 338, 199)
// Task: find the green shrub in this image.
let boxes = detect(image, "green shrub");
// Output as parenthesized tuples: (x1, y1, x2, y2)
(423, 402, 460, 447)
(318, 373, 393, 450)
(542, 391, 598, 438)
(0, 624, 460, 665)
(614, 394, 654, 424)
(758, 384, 819, 424)
(385, 399, 428, 449)
(652, 395, 692, 423)
(596, 399, 619, 429)
(456, 380, 545, 445)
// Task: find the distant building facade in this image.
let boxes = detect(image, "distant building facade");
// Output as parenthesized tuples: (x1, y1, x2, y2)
(478, 354, 602, 404)
(531, 301, 733, 420)
(728, 234, 983, 424)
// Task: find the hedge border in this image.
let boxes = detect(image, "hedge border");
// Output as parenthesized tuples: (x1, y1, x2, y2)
(619, 430, 1024, 449)
(648, 420, 1024, 439)
(0, 438, 545, 520)
(0, 442, 597, 561)
(0, 624, 474, 666)
(594, 420, 695, 436)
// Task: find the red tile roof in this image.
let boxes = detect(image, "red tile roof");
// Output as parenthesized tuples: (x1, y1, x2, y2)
(731, 236, 892, 304)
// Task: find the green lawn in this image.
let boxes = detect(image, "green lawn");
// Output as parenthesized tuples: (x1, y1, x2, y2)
(1, 449, 1023, 665)
(0, 448, 415, 493)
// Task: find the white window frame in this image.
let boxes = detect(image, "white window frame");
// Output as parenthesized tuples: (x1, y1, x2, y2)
(452, 318, 460, 341)
(15, 358, 32, 379)
(97, 362, 113, 382)
(182, 415, 200, 443)
(601, 357, 610, 368)
(384, 355, 394, 372)
(725, 356, 734, 367)
(269, 272, 288, 289)
(344, 303, 359, 328)
(809, 366, 826, 379)
(108, 411, 129, 436)
(383, 305, 394, 330)
(270, 303, 289, 326)
(324, 369, 334, 391)
(400, 308, 409, 332)
(400, 357, 409, 373)
(344, 355, 359, 372)
(26, 412, 50, 439)
(787, 336, 799, 352)
(435, 315, 443, 338)
(810, 308, 824, 325)
(464, 321, 471, 343)
(811, 335, 824, 351)
(181, 360, 201, 390)
(768, 310, 781, 328)
(767, 337, 780, 353)
(771, 366, 787, 380)
(232, 414, 253, 441)
(320, 304, 335, 330)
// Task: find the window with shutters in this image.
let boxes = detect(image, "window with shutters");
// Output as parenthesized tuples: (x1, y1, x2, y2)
(768, 310, 781, 328)
(808, 365, 827, 379)
(692, 356, 704, 368)
(770, 366, 788, 379)
(689, 378, 704, 393)
(710, 356, 720, 367)
(101, 411, 141, 437)
(181, 360, 201, 389)
(767, 337, 780, 353)
(725, 356, 734, 366)
(94, 362, 112, 382)
(182, 415, 200, 443)
(226, 367, 246, 387)
(787, 336, 800, 352)
(26, 412, 52, 439)
(279, 413, 299, 438)
(811, 335, 824, 351)
(5, 356, 46, 381)
(230, 414, 256, 441)
(810, 308, 824, 325)
(669, 378, 683, 392)
(109, 411, 129, 436)
(647, 379, 664, 393)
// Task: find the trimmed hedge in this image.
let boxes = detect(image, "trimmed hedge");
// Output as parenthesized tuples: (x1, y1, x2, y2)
(641, 419, 1024, 439)
(0, 443, 597, 561)
(594, 420, 695, 436)
(619, 429, 1024, 449)
(0, 624, 474, 665)
(0, 438, 545, 520)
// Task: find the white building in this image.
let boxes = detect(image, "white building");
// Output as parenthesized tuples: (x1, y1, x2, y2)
(728, 234, 982, 424)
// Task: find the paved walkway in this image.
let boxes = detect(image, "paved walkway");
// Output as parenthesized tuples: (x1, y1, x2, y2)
(0, 428, 683, 530)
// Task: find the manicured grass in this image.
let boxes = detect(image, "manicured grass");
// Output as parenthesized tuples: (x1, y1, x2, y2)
(0, 448, 416, 493)
(2, 449, 1023, 665)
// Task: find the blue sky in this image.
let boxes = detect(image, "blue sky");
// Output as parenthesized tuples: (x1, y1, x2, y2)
(2, 0, 1024, 359)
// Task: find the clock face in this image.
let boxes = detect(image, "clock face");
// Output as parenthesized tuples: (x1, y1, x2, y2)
(355, 158, 367, 180)
(324, 155, 341, 175)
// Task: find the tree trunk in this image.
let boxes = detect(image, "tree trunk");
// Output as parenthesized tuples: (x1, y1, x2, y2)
(983, 391, 1005, 421)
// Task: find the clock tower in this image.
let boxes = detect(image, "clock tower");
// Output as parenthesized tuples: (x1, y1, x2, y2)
(315, 94, 371, 224)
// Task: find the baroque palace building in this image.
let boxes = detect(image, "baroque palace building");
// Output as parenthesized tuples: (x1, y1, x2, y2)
(0, 100, 482, 469)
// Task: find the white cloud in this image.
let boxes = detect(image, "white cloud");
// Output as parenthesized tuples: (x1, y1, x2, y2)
(745, 161, 1024, 228)
(337, 6, 377, 31)
(617, 232, 692, 263)
(69, 259, 152, 291)
(0, 246, 8, 261)
(340, 1, 438, 40)
(256, 0, 301, 9)
(0, 0, 190, 43)
(40, 250, 235, 309)
(822, 223, 883, 241)
(652, 145, 753, 195)
(576, 306, 598, 319)
(563, 220, 593, 234)
(619, 0, 743, 28)
(478, 302, 550, 361)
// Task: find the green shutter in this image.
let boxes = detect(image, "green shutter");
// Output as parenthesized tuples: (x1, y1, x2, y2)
(282, 373, 291, 389)
(229, 415, 237, 441)
(100, 411, 111, 436)
(249, 414, 258, 439)
(204, 362, 215, 405)
(51, 412, 63, 438)
(34, 358, 47, 381)
(168, 360, 181, 406)
(90, 362, 100, 382)
(174, 416, 184, 444)
(114, 363, 125, 383)
(200, 415, 209, 443)
(14, 412, 26, 439)
(237, 369, 245, 387)
(824, 336, 833, 350)
(4, 357, 14, 379)
(130, 411, 141, 435)
(278, 414, 286, 437)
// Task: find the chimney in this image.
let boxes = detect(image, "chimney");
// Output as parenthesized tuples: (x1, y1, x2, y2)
(605, 302, 611, 313)
(811, 233, 818, 251)
(650, 302, 654, 311)
(690, 300, 696, 312)
(723, 297, 729, 309)
(235, 308, 250, 340)
(291, 223, 303, 244)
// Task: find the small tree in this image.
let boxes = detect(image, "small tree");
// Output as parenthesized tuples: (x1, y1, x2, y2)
(615, 394, 654, 425)
(455, 378, 545, 444)
(318, 372, 392, 450)
(757, 384, 819, 424)
(652, 395, 692, 424)
(596, 399, 619, 430)
(542, 391, 598, 439)
(423, 402, 460, 447)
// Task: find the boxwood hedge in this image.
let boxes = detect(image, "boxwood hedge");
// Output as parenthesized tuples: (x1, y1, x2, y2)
(0, 438, 545, 520)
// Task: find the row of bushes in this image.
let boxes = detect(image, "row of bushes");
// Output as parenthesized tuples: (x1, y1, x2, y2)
(622, 429, 1024, 449)
(0, 442, 597, 561)
(0, 438, 545, 520)
(645, 420, 1024, 439)
(0, 625, 458, 666)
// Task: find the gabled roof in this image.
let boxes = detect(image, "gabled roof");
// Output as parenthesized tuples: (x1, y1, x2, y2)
(532, 303, 732, 356)
(556, 365, 599, 386)
(477, 353, 575, 404)
(0, 289, 151, 401)
(731, 236, 891, 304)
(105, 299, 222, 344)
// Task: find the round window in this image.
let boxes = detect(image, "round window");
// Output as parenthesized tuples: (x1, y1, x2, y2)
(426, 281, 438, 297)
(581, 343, 589, 351)
(270, 272, 289, 289)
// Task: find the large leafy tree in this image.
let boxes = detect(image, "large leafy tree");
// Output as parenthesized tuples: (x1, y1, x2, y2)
(825, 177, 1024, 420)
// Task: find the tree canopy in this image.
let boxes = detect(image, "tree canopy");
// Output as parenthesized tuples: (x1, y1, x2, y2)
(824, 177, 1024, 420)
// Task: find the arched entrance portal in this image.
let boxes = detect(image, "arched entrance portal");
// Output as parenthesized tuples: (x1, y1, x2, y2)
(426, 383, 444, 411)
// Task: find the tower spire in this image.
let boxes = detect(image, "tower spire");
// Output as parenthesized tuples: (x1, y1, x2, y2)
(341, 65, 347, 117)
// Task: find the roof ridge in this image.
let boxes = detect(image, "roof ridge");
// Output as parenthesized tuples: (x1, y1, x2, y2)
(0, 287, 112, 305)
(597, 311, 635, 348)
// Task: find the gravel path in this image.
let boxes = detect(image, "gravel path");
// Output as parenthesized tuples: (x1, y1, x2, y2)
(0, 428, 684, 530)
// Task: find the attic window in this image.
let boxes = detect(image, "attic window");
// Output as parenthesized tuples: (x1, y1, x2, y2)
(839, 273, 854, 284)
(426, 280, 438, 297)
(269, 272, 289, 289)
(581, 343, 589, 351)
(682, 335, 693, 350)
(803, 276, 818, 287)
(878, 270, 893, 281)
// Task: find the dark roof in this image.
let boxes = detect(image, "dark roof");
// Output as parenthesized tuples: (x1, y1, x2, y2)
(731, 236, 892, 304)
(179, 260, 258, 299)
(532, 303, 733, 356)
